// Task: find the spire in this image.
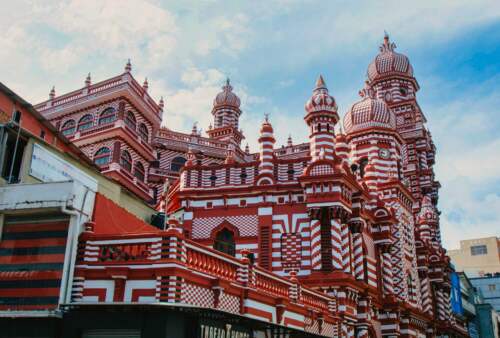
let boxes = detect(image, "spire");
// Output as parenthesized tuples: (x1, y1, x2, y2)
(125, 58, 132, 72)
(315, 74, 327, 90)
(85, 73, 91, 87)
(143, 77, 149, 91)
(49, 86, 55, 100)
(158, 96, 164, 110)
(287, 134, 293, 147)
(380, 32, 396, 53)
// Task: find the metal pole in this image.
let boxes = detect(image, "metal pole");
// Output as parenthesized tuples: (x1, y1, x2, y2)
(7, 122, 21, 183)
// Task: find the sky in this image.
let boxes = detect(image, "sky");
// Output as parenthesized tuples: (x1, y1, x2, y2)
(1, 0, 499, 249)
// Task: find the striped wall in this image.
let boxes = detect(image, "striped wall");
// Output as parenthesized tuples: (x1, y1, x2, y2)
(0, 215, 69, 310)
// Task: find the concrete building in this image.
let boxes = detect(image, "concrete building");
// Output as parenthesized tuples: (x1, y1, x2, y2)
(471, 274, 500, 312)
(449, 236, 500, 277)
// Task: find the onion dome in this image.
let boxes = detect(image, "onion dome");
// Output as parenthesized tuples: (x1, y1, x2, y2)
(260, 114, 274, 134)
(305, 75, 338, 114)
(343, 82, 396, 134)
(367, 33, 413, 82)
(213, 78, 241, 109)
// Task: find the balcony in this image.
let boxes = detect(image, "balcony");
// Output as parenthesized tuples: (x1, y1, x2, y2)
(75, 231, 338, 336)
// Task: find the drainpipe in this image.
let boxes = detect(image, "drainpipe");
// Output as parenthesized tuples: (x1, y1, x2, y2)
(60, 185, 91, 306)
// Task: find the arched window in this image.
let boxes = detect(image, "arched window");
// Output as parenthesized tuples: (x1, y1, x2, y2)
(138, 123, 148, 142)
(359, 158, 369, 178)
(61, 120, 76, 136)
(134, 161, 145, 182)
(94, 147, 111, 166)
(214, 228, 235, 256)
(170, 156, 187, 172)
(98, 107, 116, 125)
(78, 114, 94, 131)
(125, 111, 136, 130)
(120, 150, 132, 172)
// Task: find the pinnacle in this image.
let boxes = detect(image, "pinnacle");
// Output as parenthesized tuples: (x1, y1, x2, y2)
(315, 74, 327, 89)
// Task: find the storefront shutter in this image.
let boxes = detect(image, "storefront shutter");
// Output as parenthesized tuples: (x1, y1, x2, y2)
(82, 329, 141, 338)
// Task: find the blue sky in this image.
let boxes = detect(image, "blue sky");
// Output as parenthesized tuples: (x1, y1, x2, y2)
(1, 0, 499, 249)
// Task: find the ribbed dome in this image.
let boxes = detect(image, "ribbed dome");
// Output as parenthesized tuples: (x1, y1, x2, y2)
(305, 75, 337, 114)
(367, 34, 413, 82)
(343, 83, 396, 134)
(213, 78, 241, 109)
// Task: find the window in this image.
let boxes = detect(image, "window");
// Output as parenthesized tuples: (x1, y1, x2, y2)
(170, 156, 187, 172)
(61, 120, 76, 136)
(138, 123, 148, 142)
(134, 162, 144, 182)
(214, 228, 235, 256)
(98, 107, 116, 125)
(94, 147, 111, 166)
(471, 245, 488, 256)
(120, 150, 132, 172)
(0, 127, 27, 183)
(488, 284, 496, 291)
(125, 111, 136, 130)
(78, 114, 94, 131)
(40, 130, 45, 139)
(134, 161, 145, 182)
(12, 110, 21, 124)
(359, 158, 369, 178)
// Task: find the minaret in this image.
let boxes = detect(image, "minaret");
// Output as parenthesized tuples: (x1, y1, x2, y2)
(256, 115, 275, 185)
(49, 86, 56, 100)
(304, 75, 339, 161)
(125, 59, 132, 73)
(207, 78, 244, 146)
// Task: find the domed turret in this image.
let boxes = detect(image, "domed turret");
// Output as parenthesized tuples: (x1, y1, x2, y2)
(305, 75, 338, 114)
(304, 75, 339, 161)
(213, 78, 241, 109)
(367, 33, 413, 83)
(343, 82, 396, 135)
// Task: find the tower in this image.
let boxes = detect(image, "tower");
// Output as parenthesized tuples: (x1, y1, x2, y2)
(367, 33, 438, 206)
(256, 115, 275, 185)
(304, 75, 339, 161)
(206, 78, 244, 147)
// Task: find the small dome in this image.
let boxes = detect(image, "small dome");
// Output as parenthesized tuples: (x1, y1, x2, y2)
(343, 83, 396, 134)
(367, 34, 413, 82)
(213, 78, 241, 109)
(305, 75, 338, 114)
(260, 114, 274, 134)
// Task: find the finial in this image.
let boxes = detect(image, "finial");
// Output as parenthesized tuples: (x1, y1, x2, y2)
(49, 86, 56, 100)
(208, 123, 213, 130)
(143, 77, 149, 91)
(264, 113, 269, 123)
(380, 32, 396, 53)
(245, 143, 250, 154)
(222, 77, 232, 92)
(125, 58, 132, 72)
(315, 74, 327, 89)
(85, 73, 91, 87)
(158, 96, 164, 109)
(287, 134, 293, 147)
(191, 121, 198, 135)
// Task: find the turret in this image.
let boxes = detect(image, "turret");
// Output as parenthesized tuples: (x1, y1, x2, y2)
(256, 115, 275, 185)
(304, 75, 339, 161)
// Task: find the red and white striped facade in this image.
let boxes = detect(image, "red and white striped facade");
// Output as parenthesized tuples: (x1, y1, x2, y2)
(35, 35, 465, 337)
